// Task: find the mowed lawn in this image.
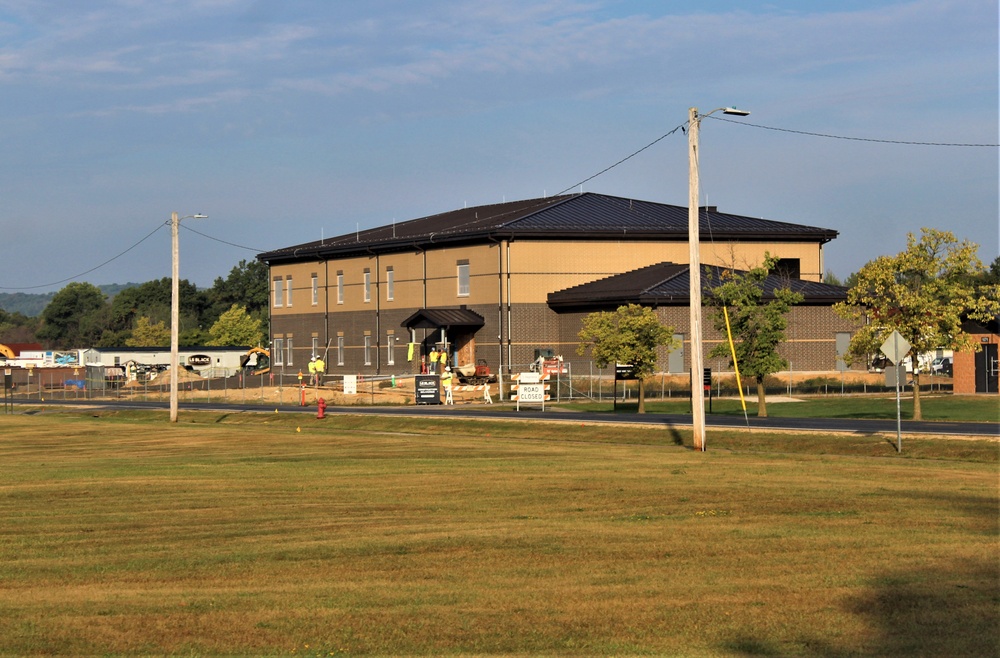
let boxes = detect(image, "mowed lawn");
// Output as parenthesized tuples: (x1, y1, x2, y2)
(0, 411, 996, 657)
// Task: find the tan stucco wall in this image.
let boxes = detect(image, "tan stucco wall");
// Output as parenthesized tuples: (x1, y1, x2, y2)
(269, 238, 826, 314)
(507, 239, 825, 304)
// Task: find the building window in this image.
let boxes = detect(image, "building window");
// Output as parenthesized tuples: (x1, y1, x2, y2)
(286, 338, 293, 366)
(364, 270, 371, 303)
(337, 272, 344, 305)
(387, 333, 395, 365)
(337, 336, 345, 366)
(273, 338, 284, 366)
(273, 278, 284, 307)
(386, 267, 394, 301)
(285, 276, 293, 307)
(364, 335, 372, 365)
(311, 274, 318, 306)
(457, 262, 470, 297)
(774, 258, 801, 280)
(312, 337, 319, 359)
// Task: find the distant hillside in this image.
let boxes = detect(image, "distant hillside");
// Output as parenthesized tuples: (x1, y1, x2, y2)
(0, 283, 139, 317)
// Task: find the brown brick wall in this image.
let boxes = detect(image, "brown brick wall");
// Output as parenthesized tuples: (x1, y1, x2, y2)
(954, 334, 999, 395)
(271, 300, 861, 377)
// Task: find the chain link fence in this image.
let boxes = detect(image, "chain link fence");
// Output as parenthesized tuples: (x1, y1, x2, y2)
(2, 359, 953, 408)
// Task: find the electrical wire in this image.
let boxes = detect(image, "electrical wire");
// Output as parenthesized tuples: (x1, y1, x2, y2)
(0, 222, 167, 291)
(180, 224, 263, 253)
(708, 114, 1000, 147)
(3, 118, 994, 293)
(554, 123, 687, 197)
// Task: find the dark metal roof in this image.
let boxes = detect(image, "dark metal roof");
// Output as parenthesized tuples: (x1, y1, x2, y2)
(258, 193, 839, 264)
(547, 261, 849, 309)
(401, 308, 486, 330)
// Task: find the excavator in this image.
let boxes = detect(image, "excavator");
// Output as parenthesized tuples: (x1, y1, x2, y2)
(241, 347, 270, 375)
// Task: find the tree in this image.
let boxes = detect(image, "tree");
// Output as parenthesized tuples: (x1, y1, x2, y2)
(707, 257, 804, 418)
(209, 259, 269, 322)
(576, 304, 676, 413)
(206, 304, 264, 347)
(0, 308, 39, 344)
(823, 269, 843, 286)
(126, 316, 170, 347)
(835, 228, 1000, 420)
(36, 282, 108, 348)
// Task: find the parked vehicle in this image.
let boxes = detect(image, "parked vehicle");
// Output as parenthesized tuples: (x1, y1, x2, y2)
(930, 356, 953, 376)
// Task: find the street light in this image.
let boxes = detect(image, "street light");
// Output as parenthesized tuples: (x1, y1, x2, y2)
(170, 211, 207, 423)
(688, 106, 749, 451)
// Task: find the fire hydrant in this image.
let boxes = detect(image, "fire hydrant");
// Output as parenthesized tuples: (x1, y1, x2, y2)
(317, 397, 326, 419)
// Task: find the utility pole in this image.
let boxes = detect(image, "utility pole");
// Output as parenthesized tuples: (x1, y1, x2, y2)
(170, 212, 180, 423)
(170, 212, 207, 423)
(688, 107, 706, 451)
(687, 106, 750, 451)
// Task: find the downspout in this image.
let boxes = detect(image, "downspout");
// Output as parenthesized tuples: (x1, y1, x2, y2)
(498, 239, 504, 388)
(490, 236, 505, 401)
(506, 238, 513, 373)
(373, 250, 381, 375)
(323, 260, 330, 356)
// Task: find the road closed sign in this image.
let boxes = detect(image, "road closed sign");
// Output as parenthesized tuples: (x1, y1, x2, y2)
(517, 382, 545, 403)
(513, 372, 549, 410)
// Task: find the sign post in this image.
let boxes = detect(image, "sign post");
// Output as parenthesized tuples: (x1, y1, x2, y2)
(4, 368, 11, 414)
(880, 330, 911, 453)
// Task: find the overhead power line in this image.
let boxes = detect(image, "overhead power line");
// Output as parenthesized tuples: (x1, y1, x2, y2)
(708, 114, 999, 147)
(0, 222, 167, 291)
(554, 123, 688, 197)
(181, 223, 263, 253)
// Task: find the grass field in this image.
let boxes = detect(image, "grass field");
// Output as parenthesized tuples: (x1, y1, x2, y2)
(0, 409, 996, 657)
(562, 394, 1000, 423)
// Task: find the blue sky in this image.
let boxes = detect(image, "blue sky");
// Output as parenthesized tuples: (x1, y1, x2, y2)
(1, 0, 996, 293)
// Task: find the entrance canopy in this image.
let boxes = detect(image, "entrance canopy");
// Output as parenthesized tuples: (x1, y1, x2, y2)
(401, 308, 485, 331)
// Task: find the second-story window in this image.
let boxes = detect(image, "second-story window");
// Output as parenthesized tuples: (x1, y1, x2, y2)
(457, 261, 470, 297)
(273, 277, 284, 307)
(386, 267, 394, 301)
(311, 274, 318, 306)
(364, 270, 371, 303)
(337, 272, 344, 304)
(285, 276, 293, 307)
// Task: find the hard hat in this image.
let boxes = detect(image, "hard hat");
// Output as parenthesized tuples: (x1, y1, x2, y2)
(310, 356, 316, 361)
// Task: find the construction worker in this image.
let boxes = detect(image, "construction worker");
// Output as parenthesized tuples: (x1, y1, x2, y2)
(442, 366, 454, 404)
(429, 347, 439, 372)
(308, 356, 317, 386)
(314, 354, 325, 386)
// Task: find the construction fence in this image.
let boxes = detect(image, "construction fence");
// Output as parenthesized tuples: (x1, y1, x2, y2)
(2, 360, 954, 408)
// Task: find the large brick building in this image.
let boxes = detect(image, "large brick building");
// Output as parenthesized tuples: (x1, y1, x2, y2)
(256, 192, 848, 377)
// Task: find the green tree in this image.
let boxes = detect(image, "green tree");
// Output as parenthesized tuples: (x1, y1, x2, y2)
(0, 308, 39, 344)
(207, 304, 264, 347)
(36, 282, 108, 348)
(707, 257, 804, 418)
(209, 259, 269, 322)
(835, 228, 1000, 420)
(823, 269, 843, 286)
(576, 304, 676, 413)
(110, 278, 209, 334)
(126, 316, 170, 347)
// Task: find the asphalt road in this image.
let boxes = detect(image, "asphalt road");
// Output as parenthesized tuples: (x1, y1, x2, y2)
(9, 398, 998, 438)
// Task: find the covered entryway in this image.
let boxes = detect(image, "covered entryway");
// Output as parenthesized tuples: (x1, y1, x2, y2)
(401, 307, 485, 373)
